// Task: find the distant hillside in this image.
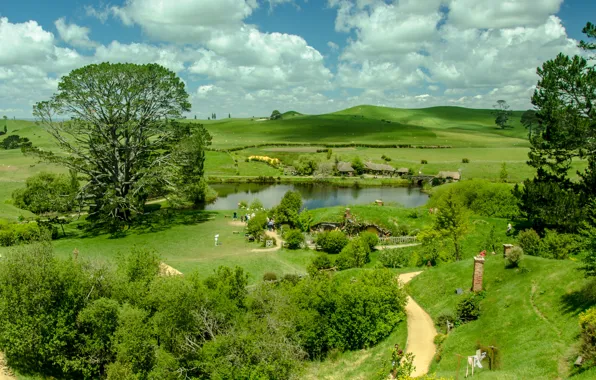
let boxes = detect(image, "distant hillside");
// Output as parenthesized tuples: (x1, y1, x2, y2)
(190, 104, 529, 149)
(281, 110, 302, 119)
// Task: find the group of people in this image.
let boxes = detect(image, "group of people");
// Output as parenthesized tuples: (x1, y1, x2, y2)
(234, 212, 256, 223)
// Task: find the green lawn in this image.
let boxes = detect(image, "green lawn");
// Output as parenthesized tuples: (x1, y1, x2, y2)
(408, 256, 596, 379)
(0, 209, 316, 284)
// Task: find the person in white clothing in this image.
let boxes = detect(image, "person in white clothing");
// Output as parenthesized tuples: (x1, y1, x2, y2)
(214, 234, 219, 246)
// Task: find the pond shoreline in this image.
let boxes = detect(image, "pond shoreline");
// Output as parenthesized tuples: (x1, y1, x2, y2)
(206, 175, 414, 188)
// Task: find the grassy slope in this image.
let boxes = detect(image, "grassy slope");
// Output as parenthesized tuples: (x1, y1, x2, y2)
(192, 105, 530, 150)
(408, 256, 596, 379)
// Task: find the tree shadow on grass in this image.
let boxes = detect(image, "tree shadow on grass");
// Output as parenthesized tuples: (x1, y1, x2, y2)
(132, 207, 218, 235)
(71, 207, 219, 239)
(560, 277, 596, 315)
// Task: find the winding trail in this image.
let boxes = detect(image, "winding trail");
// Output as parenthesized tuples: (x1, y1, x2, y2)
(398, 272, 437, 378)
(0, 353, 15, 380)
(251, 230, 283, 252)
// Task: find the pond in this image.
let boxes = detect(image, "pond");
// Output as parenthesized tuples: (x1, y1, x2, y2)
(203, 183, 429, 210)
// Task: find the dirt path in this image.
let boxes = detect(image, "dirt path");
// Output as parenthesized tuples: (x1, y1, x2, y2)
(251, 230, 283, 252)
(0, 353, 15, 380)
(159, 262, 183, 276)
(398, 272, 437, 378)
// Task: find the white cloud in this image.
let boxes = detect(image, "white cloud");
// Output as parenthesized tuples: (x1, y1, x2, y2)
(110, 0, 258, 43)
(328, 41, 339, 51)
(55, 18, 97, 48)
(0, 17, 55, 65)
(448, 0, 563, 29)
(329, 0, 581, 109)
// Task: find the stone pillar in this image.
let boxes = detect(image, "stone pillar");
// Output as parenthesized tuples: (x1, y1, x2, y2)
(472, 256, 485, 292)
(503, 244, 513, 258)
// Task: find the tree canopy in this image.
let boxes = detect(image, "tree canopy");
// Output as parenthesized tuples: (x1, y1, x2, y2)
(515, 21, 596, 232)
(30, 63, 209, 227)
(492, 100, 512, 129)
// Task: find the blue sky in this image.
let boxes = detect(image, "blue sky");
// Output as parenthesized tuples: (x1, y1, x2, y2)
(0, 0, 594, 118)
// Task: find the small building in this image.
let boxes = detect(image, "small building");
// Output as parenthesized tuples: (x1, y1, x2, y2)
(396, 167, 410, 176)
(436, 171, 461, 182)
(337, 161, 355, 176)
(364, 162, 396, 176)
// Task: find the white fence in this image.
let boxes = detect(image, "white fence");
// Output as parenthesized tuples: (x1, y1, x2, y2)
(378, 236, 417, 246)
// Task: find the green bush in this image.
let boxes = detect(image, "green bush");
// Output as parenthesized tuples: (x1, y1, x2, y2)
(339, 237, 371, 268)
(421, 159, 428, 164)
(435, 313, 457, 333)
(249, 199, 264, 210)
(462, 158, 470, 163)
(379, 248, 411, 268)
(580, 306, 596, 366)
(517, 229, 542, 256)
(542, 229, 580, 259)
(12, 172, 78, 214)
(247, 212, 268, 237)
(316, 230, 349, 254)
(0, 220, 42, 246)
(360, 231, 379, 251)
(274, 191, 302, 227)
(505, 246, 523, 268)
(307, 254, 333, 276)
(456, 293, 481, 323)
(284, 229, 304, 250)
(263, 272, 278, 282)
(294, 155, 320, 176)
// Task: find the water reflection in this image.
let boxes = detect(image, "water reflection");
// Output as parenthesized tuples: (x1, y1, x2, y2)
(204, 183, 428, 210)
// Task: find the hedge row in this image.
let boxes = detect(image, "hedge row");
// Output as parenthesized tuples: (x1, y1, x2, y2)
(207, 142, 453, 152)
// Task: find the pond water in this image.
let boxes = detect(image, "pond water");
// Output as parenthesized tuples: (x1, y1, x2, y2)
(204, 183, 429, 210)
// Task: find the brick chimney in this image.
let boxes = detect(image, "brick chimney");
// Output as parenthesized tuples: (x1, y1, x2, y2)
(472, 256, 485, 292)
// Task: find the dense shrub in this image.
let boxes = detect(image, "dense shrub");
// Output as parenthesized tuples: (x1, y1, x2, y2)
(379, 248, 411, 268)
(541, 229, 580, 259)
(462, 158, 470, 163)
(284, 229, 304, 250)
(307, 254, 334, 276)
(263, 272, 278, 282)
(294, 155, 319, 175)
(435, 313, 457, 333)
(339, 237, 371, 268)
(505, 246, 523, 268)
(429, 179, 519, 219)
(580, 307, 596, 366)
(381, 154, 391, 162)
(316, 230, 349, 254)
(185, 178, 217, 205)
(421, 159, 428, 164)
(360, 231, 379, 251)
(247, 212, 268, 237)
(517, 229, 542, 256)
(0, 220, 42, 246)
(274, 191, 302, 227)
(12, 172, 78, 214)
(0, 242, 409, 379)
(456, 293, 482, 323)
(352, 156, 365, 174)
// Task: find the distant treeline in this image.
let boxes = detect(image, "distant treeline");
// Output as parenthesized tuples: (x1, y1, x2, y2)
(208, 142, 453, 152)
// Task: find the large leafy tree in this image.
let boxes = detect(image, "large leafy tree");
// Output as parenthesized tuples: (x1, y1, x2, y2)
(31, 63, 194, 225)
(515, 21, 596, 232)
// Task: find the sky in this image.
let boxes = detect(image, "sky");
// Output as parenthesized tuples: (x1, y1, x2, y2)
(0, 0, 594, 118)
